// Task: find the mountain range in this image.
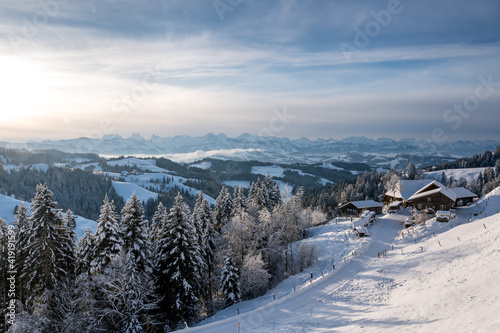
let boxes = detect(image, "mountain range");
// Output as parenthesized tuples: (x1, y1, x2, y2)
(1, 134, 499, 165)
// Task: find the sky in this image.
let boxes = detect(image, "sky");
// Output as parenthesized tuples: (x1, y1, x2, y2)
(0, 0, 499, 143)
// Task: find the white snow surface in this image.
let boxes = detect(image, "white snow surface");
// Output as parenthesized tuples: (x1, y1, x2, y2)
(251, 165, 287, 178)
(425, 167, 486, 183)
(0, 194, 28, 222)
(106, 158, 170, 173)
(0, 194, 95, 238)
(182, 190, 500, 332)
(223, 180, 252, 189)
(112, 181, 158, 203)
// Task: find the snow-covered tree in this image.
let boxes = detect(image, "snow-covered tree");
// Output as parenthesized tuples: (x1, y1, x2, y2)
(14, 203, 30, 304)
(149, 201, 167, 246)
(0, 218, 9, 330)
(61, 209, 77, 275)
(75, 228, 94, 275)
(120, 192, 152, 274)
(223, 211, 258, 265)
(232, 185, 247, 216)
(96, 252, 159, 333)
(90, 195, 123, 275)
(154, 193, 203, 326)
(263, 174, 282, 211)
(23, 184, 75, 309)
(192, 191, 218, 312)
(219, 255, 240, 308)
(407, 161, 417, 180)
(248, 177, 265, 210)
(213, 187, 233, 232)
(248, 175, 281, 211)
(240, 253, 271, 299)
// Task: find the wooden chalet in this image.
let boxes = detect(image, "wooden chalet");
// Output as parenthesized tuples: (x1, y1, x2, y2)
(339, 200, 383, 217)
(407, 180, 478, 211)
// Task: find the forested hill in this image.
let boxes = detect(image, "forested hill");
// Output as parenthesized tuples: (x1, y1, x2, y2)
(426, 146, 500, 171)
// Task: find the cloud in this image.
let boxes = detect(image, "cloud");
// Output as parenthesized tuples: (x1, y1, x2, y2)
(0, 0, 499, 142)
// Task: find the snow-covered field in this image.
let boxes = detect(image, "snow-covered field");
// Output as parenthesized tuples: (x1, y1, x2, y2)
(0, 194, 28, 222)
(0, 194, 96, 238)
(182, 191, 500, 332)
(425, 167, 485, 183)
(112, 181, 158, 203)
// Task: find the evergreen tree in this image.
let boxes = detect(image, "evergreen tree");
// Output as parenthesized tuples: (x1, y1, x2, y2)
(192, 191, 218, 312)
(22, 184, 75, 311)
(248, 178, 265, 210)
(213, 187, 233, 232)
(14, 203, 30, 305)
(232, 185, 247, 217)
(155, 193, 203, 326)
(90, 195, 123, 275)
(0, 218, 9, 331)
(60, 210, 77, 280)
(264, 174, 282, 211)
(407, 162, 416, 180)
(219, 255, 240, 309)
(120, 192, 152, 274)
(75, 228, 94, 275)
(149, 201, 167, 246)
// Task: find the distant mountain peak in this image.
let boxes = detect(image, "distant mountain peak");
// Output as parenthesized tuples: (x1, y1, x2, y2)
(128, 133, 145, 141)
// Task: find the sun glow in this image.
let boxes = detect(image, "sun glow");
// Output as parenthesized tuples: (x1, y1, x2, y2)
(0, 55, 55, 120)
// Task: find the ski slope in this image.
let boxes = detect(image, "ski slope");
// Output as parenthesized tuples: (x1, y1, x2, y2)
(182, 191, 500, 332)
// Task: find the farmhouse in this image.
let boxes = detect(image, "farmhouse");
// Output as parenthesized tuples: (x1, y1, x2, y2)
(384, 179, 433, 207)
(385, 179, 478, 211)
(339, 200, 383, 216)
(407, 180, 478, 211)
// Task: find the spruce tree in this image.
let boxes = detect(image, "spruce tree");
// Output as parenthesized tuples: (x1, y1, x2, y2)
(0, 218, 9, 331)
(14, 203, 30, 304)
(76, 228, 94, 275)
(192, 191, 218, 312)
(213, 186, 233, 232)
(219, 254, 240, 308)
(264, 174, 281, 211)
(155, 193, 203, 326)
(120, 192, 152, 274)
(90, 195, 123, 275)
(248, 177, 265, 210)
(232, 185, 247, 217)
(149, 201, 167, 246)
(23, 184, 75, 311)
(61, 210, 77, 280)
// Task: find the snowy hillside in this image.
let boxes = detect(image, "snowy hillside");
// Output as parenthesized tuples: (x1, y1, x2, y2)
(182, 189, 500, 332)
(0, 193, 96, 238)
(426, 167, 486, 183)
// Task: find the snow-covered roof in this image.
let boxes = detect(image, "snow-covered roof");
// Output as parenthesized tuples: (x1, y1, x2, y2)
(408, 181, 457, 202)
(386, 179, 434, 201)
(389, 201, 403, 208)
(448, 187, 478, 199)
(346, 200, 383, 209)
